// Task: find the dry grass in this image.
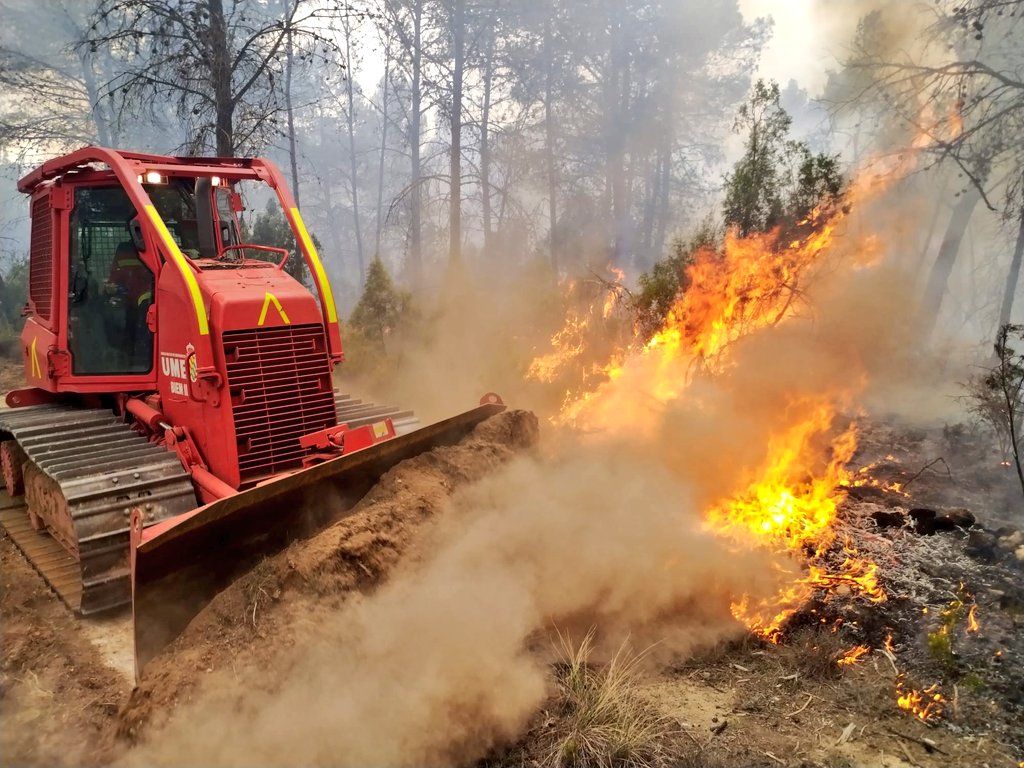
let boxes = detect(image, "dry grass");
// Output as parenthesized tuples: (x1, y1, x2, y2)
(769, 628, 849, 681)
(543, 630, 670, 768)
(242, 559, 279, 628)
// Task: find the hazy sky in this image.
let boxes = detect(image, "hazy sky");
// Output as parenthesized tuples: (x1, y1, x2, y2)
(352, 1, 854, 97)
(739, 0, 856, 94)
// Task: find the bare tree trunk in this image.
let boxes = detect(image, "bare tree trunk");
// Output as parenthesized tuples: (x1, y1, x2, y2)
(343, 17, 365, 284)
(921, 186, 981, 338)
(78, 50, 112, 146)
(610, 58, 631, 266)
(284, 19, 301, 207)
(999, 202, 1024, 328)
(639, 151, 657, 267)
(317, 113, 344, 260)
(375, 48, 392, 257)
(95, 49, 121, 145)
(409, 0, 423, 285)
(543, 14, 558, 271)
(448, 0, 465, 265)
(652, 140, 671, 259)
(915, 178, 950, 275)
(479, 26, 495, 256)
(208, 0, 234, 155)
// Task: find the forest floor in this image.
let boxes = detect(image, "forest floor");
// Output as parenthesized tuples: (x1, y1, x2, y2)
(1, 410, 1022, 767)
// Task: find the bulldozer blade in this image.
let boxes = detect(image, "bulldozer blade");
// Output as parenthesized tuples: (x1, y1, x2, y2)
(132, 401, 505, 679)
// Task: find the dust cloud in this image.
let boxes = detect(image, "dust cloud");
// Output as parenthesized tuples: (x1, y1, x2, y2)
(127, 444, 781, 767)
(346, 260, 569, 425)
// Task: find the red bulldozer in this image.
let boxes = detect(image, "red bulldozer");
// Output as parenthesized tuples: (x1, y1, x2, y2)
(0, 147, 503, 677)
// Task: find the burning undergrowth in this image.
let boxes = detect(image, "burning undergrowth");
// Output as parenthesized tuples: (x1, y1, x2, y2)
(520, 151, 1024, 748)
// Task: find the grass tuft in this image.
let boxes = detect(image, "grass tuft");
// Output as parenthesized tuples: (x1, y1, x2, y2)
(770, 628, 848, 680)
(544, 629, 669, 768)
(242, 559, 279, 628)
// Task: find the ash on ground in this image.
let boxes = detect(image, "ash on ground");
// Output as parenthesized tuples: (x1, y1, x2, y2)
(789, 418, 1024, 754)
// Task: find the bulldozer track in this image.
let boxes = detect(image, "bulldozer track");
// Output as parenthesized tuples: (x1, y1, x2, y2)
(334, 393, 419, 435)
(0, 405, 197, 615)
(0, 394, 416, 617)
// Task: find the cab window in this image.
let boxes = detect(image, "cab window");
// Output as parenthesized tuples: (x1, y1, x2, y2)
(67, 186, 155, 375)
(148, 181, 203, 257)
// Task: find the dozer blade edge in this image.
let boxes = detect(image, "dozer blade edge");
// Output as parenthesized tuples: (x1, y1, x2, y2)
(132, 400, 506, 679)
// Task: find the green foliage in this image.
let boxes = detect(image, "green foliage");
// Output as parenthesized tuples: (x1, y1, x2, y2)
(926, 591, 977, 674)
(246, 200, 312, 286)
(631, 81, 846, 338)
(722, 80, 792, 236)
(349, 256, 410, 347)
(788, 147, 845, 224)
(722, 79, 845, 236)
(631, 219, 719, 339)
(926, 626, 957, 672)
(0, 258, 28, 360)
(960, 671, 985, 693)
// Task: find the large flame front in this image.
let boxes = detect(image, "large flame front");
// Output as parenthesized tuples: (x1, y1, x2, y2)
(528, 168, 900, 642)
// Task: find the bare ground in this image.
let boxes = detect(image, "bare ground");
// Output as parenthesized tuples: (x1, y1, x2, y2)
(1, 410, 1021, 767)
(0, 359, 22, 396)
(0, 531, 129, 767)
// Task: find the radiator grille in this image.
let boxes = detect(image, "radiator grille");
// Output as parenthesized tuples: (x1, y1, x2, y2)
(222, 324, 337, 482)
(29, 196, 52, 322)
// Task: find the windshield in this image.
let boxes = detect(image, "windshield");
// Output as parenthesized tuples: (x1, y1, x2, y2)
(147, 179, 203, 257)
(142, 176, 311, 287)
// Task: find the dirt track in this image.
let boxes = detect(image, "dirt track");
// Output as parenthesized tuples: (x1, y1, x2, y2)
(0, 530, 129, 767)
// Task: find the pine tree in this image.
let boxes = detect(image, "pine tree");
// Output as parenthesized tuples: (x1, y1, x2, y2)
(349, 257, 409, 345)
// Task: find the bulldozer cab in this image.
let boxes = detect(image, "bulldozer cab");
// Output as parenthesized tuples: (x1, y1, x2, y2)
(64, 176, 230, 377)
(14, 148, 341, 399)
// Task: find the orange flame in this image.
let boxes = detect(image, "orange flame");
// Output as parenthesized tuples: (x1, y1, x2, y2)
(967, 604, 979, 633)
(706, 408, 855, 550)
(838, 645, 871, 666)
(896, 675, 945, 724)
(646, 222, 837, 365)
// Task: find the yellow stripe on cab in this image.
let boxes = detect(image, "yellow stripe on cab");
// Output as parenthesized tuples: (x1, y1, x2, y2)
(289, 207, 338, 324)
(144, 204, 209, 335)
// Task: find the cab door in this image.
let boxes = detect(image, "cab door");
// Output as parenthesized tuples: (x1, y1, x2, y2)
(60, 183, 159, 391)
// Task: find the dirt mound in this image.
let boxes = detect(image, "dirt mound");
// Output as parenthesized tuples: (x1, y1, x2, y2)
(1, 532, 130, 767)
(118, 409, 539, 740)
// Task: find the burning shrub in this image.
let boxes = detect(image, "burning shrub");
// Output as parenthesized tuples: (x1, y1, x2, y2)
(627, 79, 847, 352)
(543, 631, 668, 768)
(631, 221, 718, 340)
